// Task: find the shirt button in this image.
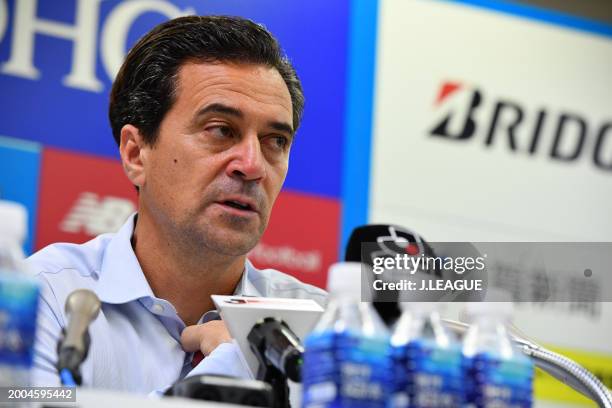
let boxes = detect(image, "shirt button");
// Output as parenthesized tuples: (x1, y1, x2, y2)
(152, 303, 164, 314)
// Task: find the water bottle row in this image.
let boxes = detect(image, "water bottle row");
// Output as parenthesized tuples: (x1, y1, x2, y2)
(302, 262, 534, 408)
(0, 201, 38, 388)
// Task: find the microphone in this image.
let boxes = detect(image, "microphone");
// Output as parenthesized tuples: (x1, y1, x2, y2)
(345, 224, 487, 326)
(345, 225, 437, 325)
(57, 289, 101, 385)
(345, 225, 438, 268)
(248, 317, 304, 382)
(247, 317, 304, 408)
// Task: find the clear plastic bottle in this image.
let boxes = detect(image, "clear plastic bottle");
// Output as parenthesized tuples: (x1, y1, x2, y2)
(389, 302, 463, 408)
(302, 262, 391, 408)
(462, 299, 533, 408)
(0, 200, 40, 387)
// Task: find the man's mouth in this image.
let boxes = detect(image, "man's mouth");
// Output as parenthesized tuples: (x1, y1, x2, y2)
(223, 200, 253, 211)
(215, 197, 258, 215)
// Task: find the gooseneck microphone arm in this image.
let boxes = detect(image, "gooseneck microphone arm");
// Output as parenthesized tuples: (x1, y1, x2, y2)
(443, 319, 612, 408)
(57, 289, 101, 386)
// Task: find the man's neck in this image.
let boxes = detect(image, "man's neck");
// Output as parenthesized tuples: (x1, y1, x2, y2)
(131, 212, 245, 326)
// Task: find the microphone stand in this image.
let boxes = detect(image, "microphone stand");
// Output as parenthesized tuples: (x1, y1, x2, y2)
(56, 289, 101, 386)
(252, 357, 289, 408)
(57, 329, 91, 385)
(443, 319, 612, 408)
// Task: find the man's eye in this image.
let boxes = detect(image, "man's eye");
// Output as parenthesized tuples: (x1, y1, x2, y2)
(207, 125, 234, 139)
(269, 136, 289, 150)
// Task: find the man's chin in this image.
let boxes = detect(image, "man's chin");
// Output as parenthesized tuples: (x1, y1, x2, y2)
(181, 212, 266, 256)
(201, 225, 263, 256)
(206, 236, 260, 257)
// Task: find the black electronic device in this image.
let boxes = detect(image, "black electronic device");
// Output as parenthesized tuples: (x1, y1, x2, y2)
(165, 375, 274, 407)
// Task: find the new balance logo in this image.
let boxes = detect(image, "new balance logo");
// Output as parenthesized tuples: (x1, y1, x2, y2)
(60, 192, 135, 236)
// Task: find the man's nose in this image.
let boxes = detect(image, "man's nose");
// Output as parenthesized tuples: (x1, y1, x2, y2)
(226, 134, 266, 182)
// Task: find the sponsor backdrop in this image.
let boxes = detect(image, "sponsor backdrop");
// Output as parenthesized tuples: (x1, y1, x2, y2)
(2, 0, 611, 406)
(0, 0, 348, 287)
(364, 0, 612, 406)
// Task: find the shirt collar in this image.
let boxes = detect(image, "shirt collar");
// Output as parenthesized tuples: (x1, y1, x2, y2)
(238, 259, 264, 297)
(96, 213, 263, 304)
(96, 213, 154, 304)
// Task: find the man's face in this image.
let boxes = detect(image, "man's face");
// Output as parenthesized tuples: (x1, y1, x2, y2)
(138, 62, 294, 256)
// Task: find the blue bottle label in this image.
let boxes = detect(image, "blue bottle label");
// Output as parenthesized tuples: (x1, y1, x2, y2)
(303, 330, 391, 408)
(464, 352, 533, 408)
(0, 271, 40, 368)
(391, 338, 463, 408)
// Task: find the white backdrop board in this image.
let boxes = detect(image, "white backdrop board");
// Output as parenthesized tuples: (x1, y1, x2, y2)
(368, 1, 612, 405)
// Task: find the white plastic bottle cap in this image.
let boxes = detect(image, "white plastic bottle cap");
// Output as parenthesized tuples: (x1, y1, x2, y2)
(0, 200, 28, 244)
(400, 301, 441, 314)
(326, 262, 363, 298)
(465, 288, 514, 318)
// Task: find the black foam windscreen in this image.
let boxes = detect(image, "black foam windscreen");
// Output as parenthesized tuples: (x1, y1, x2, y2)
(345, 224, 436, 264)
(345, 225, 384, 263)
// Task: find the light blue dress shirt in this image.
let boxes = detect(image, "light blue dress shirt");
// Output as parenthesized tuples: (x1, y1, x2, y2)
(26, 214, 327, 394)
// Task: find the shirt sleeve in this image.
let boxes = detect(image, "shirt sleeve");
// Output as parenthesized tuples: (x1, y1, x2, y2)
(31, 277, 63, 387)
(148, 342, 254, 398)
(186, 342, 254, 379)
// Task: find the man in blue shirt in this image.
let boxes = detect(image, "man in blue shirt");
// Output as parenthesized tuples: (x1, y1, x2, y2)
(26, 15, 326, 393)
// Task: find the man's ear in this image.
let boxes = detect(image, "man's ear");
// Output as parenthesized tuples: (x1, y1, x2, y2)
(119, 124, 148, 189)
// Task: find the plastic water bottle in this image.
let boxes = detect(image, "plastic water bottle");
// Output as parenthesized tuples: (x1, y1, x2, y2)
(302, 262, 391, 408)
(389, 302, 463, 408)
(462, 298, 533, 408)
(0, 200, 40, 387)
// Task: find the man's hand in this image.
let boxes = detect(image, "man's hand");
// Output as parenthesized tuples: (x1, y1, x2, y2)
(181, 320, 233, 356)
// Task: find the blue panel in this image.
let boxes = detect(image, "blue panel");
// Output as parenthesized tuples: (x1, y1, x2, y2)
(340, 0, 379, 256)
(0, 136, 42, 254)
(443, 0, 612, 38)
(0, 0, 349, 198)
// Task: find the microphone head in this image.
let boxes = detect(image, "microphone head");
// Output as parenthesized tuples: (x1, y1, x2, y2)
(345, 224, 435, 265)
(345, 224, 436, 326)
(57, 289, 101, 383)
(344, 224, 487, 325)
(65, 289, 101, 320)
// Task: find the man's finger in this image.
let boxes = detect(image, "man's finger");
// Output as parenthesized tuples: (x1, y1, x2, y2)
(181, 320, 233, 356)
(181, 324, 204, 352)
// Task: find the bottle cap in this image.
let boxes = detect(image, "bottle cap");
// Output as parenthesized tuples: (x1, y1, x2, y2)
(400, 301, 441, 314)
(0, 200, 28, 244)
(326, 262, 363, 298)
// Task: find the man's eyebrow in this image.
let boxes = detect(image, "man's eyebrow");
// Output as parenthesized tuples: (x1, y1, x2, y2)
(195, 103, 243, 119)
(268, 121, 294, 136)
(194, 102, 294, 135)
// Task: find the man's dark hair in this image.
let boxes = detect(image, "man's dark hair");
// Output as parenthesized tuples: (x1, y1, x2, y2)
(109, 15, 304, 146)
